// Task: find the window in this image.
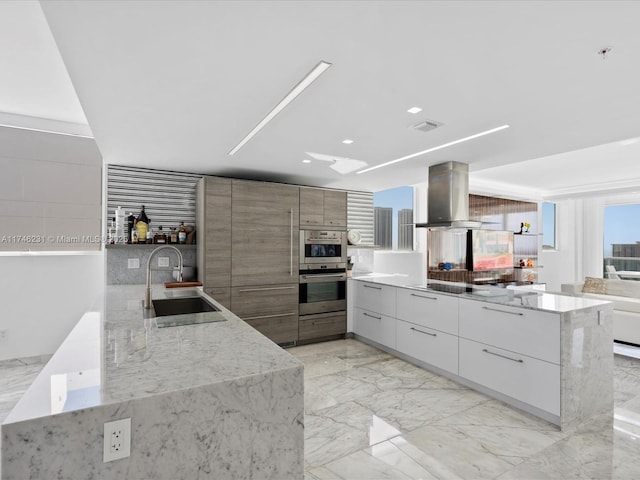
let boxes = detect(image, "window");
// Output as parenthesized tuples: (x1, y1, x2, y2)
(373, 186, 414, 250)
(542, 202, 556, 250)
(604, 203, 640, 276)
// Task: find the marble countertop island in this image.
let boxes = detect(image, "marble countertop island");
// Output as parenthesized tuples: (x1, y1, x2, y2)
(1, 285, 304, 480)
(351, 274, 613, 313)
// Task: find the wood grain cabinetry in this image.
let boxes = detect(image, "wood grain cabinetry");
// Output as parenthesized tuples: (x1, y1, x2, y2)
(231, 284, 299, 344)
(299, 311, 346, 341)
(300, 187, 347, 227)
(197, 177, 232, 308)
(231, 179, 299, 286)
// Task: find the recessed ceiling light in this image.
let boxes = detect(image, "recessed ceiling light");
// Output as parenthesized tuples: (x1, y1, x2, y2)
(342, 139, 354, 144)
(407, 107, 422, 114)
(302, 159, 312, 163)
(228, 60, 332, 155)
(356, 124, 510, 174)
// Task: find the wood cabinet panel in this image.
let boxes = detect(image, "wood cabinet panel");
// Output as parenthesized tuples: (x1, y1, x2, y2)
(203, 177, 232, 288)
(323, 190, 347, 227)
(299, 187, 324, 226)
(299, 311, 346, 341)
(204, 287, 231, 310)
(231, 180, 299, 286)
(299, 187, 346, 228)
(231, 284, 299, 344)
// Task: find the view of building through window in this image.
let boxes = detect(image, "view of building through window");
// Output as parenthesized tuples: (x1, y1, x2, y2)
(542, 202, 556, 250)
(604, 203, 640, 276)
(373, 186, 414, 250)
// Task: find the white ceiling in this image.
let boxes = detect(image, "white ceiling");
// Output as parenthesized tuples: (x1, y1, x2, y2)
(3, 1, 640, 196)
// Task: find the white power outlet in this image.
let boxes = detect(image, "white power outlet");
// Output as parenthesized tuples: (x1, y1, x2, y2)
(158, 256, 170, 267)
(128, 258, 140, 269)
(103, 418, 131, 462)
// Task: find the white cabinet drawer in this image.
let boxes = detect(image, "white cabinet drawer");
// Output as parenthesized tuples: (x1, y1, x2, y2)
(459, 338, 560, 415)
(396, 288, 459, 335)
(353, 281, 396, 317)
(459, 298, 560, 364)
(354, 307, 396, 349)
(396, 319, 458, 374)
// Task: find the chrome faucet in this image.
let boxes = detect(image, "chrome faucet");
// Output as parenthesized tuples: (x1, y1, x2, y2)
(145, 245, 184, 309)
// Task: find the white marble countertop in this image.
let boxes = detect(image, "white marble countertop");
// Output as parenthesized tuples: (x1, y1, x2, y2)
(351, 275, 613, 314)
(3, 284, 302, 425)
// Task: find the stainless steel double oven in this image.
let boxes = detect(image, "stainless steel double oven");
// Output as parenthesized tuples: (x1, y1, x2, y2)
(299, 230, 347, 316)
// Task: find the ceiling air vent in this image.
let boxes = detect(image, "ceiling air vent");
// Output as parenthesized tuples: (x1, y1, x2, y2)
(411, 119, 442, 133)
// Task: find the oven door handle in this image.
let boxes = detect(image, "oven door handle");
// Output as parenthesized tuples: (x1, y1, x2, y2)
(300, 273, 347, 283)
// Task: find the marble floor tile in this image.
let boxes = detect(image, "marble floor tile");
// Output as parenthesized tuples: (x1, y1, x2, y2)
(305, 400, 402, 468)
(0, 355, 50, 423)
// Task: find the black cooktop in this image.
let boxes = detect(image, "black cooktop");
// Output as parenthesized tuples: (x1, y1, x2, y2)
(425, 283, 469, 295)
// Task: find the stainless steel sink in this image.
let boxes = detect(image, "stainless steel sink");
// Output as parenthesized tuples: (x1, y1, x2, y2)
(150, 296, 226, 328)
(152, 296, 219, 316)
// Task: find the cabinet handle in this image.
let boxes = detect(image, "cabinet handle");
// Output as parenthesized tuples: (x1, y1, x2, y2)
(482, 306, 524, 316)
(410, 327, 437, 337)
(312, 318, 338, 325)
(244, 312, 297, 321)
(482, 348, 524, 363)
(363, 312, 381, 320)
(363, 284, 382, 290)
(238, 286, 296, 293)
(290, 208, 293, 277)
(410, 293, 438, 300)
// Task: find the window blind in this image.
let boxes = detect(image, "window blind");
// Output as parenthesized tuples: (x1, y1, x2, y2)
(347, 191, 374, 245)
(106, 165, 202, 235)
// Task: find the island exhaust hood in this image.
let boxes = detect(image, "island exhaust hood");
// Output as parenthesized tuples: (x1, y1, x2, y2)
(416, 161, 482, 229)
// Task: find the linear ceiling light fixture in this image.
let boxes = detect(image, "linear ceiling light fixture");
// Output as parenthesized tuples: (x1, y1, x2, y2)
(228, 60, 332, 155)
(356, 124, 510, 174)
(0, 123, 94, 139)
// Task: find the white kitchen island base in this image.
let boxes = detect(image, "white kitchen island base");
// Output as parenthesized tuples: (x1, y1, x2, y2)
(351, 278, 614, 432)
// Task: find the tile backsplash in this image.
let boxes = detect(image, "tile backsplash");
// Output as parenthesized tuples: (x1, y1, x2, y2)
(106, 244, 197, 284)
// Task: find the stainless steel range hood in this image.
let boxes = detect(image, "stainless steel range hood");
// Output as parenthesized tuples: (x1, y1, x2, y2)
(416, 161, 482, 229)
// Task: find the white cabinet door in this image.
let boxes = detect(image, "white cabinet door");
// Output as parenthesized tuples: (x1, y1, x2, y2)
(354, 307, 396, 349)
(459, 298, 560, 364)
(396, 319, 458, 374)
(396, 288, 459, 335)
(459, 338, 560, 415)
(353, 281, 396, 317)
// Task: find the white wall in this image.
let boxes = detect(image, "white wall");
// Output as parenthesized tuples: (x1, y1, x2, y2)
(538, 199, 578, 291)
(0, 253, 104, 361)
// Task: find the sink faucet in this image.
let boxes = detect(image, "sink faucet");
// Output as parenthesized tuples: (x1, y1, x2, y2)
(145, 245, 184, 309)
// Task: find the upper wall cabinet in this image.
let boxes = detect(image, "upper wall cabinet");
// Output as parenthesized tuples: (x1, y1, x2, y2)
(300, 187, 347, 228)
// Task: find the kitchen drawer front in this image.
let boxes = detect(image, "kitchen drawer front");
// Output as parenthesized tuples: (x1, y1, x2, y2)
(299, 311, 346, 341)
(244, 313, 299, 345)
(396, 319, 458, 374)
(396, 288, 459, 335)
(204, 287, 231, 310)
(458, 298, 560, 364)
(230, 284, 298, 317)
(459, 338, 560, 415)
(353, 281, 396, 317)
(354, 307, 396, 349)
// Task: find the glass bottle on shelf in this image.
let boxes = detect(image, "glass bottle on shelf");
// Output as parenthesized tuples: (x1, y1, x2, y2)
(136, 206, 150, 243)
(154, 226, 167, 244)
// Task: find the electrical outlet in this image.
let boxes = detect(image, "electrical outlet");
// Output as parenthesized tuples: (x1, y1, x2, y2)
(158, 256, 170, 267)
(127, 258, 140, 269)
(0, 330, 7, 342)
(103, 418, 131, 462)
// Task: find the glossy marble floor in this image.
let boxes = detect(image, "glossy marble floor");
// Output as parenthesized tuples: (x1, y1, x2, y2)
(287, 339, 640, 480)
(2, 342, 639, 479)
